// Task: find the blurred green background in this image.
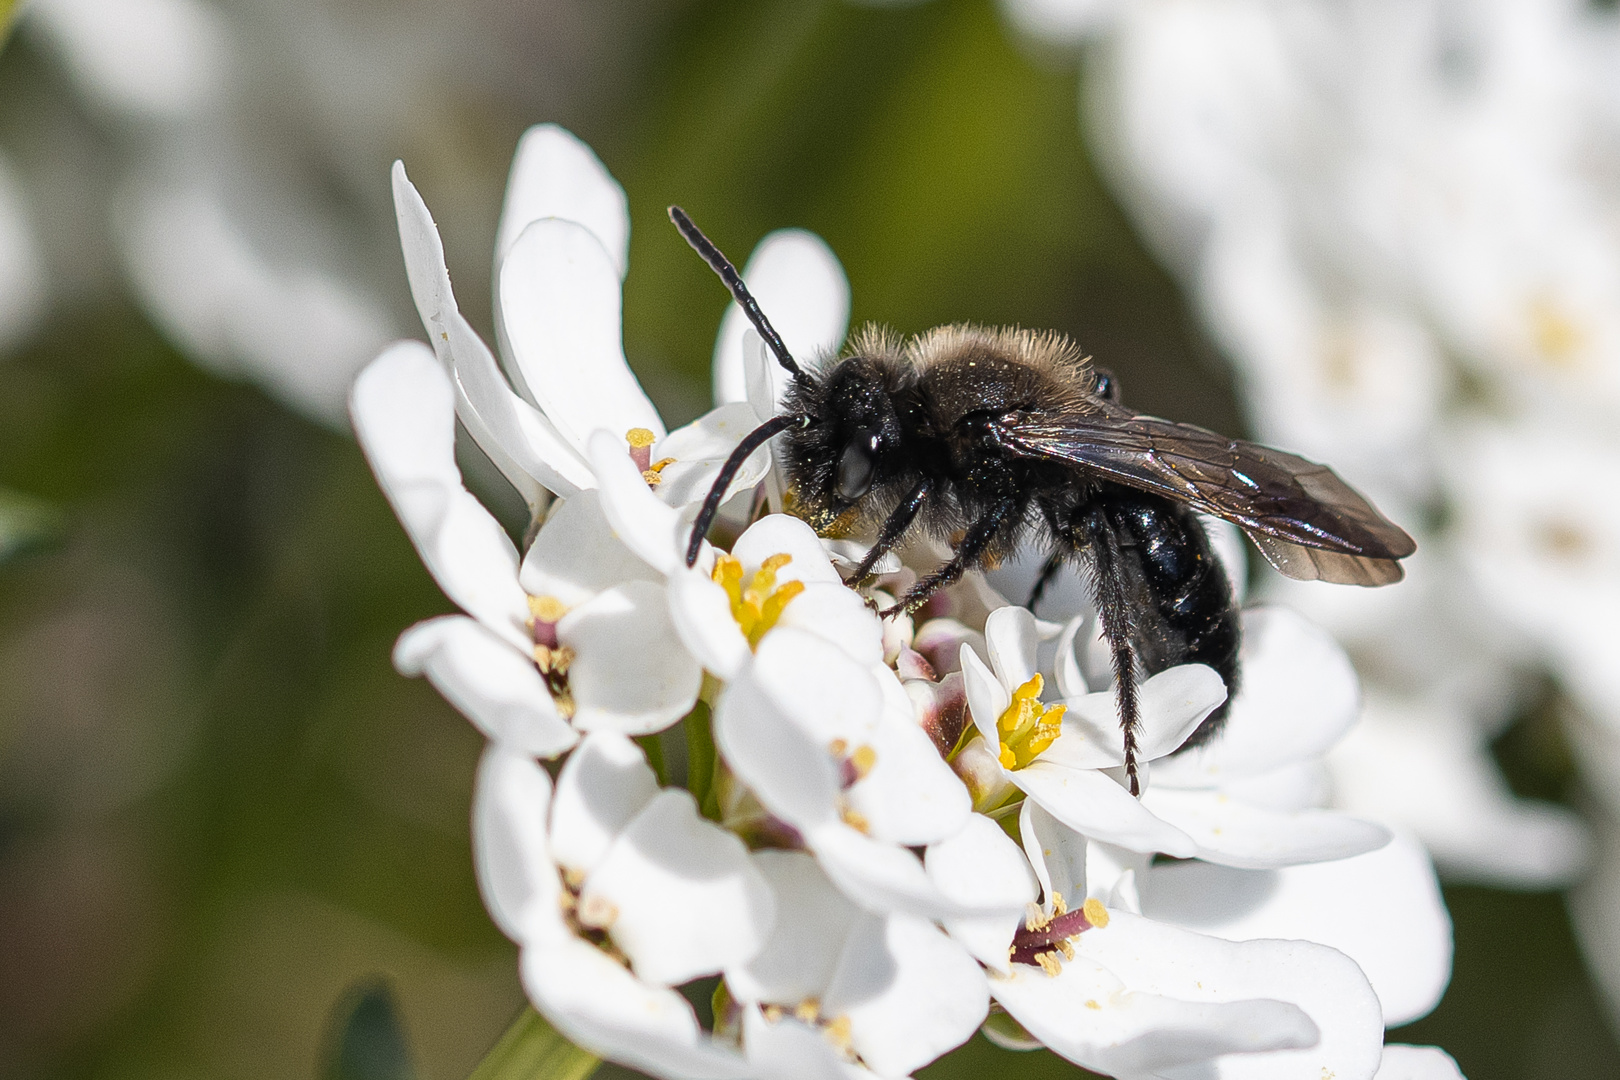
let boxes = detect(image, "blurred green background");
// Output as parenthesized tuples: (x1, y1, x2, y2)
(0, 2, 1616, 1079)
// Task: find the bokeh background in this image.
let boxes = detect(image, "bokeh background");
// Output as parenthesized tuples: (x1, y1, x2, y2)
(0, 1, 1617, 1079)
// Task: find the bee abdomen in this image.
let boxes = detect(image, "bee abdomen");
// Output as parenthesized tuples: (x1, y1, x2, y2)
(1098, 490, 1241, 749)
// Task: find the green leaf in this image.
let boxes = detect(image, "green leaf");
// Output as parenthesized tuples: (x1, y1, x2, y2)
(635, 732, 668, 785)
(467, 1007, 598, 1080)
(322, 979, 417, 1080)
(0, 487, 64, 565)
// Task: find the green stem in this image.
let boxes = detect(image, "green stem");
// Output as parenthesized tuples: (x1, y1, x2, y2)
(467, 1007, 598, 1080)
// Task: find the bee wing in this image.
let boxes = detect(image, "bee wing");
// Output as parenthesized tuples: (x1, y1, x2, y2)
(999, 412, 1415, 586)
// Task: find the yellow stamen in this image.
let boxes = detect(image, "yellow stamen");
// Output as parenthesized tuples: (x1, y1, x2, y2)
(625, 428, 657, 449)
(712, 552, 805, 649)
(1024, 903, 1050, 933)
(794, 999, 820, 1023)
(823, 1016, 853, 1053)
(995, 674, 1067, 770)
(1035, 953, 1062, 977)
(1083, 897, 1110, 929)
(850, 744, 878, 780)
(528, 595, 568, 623)
(828, 738, 849, 757)
(840, 807, 870, 833)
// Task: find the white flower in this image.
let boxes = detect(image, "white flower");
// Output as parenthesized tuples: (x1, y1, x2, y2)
(959, 603, 1391, 868)
(475, 733, 772, 1079)
(352, 344, 701, 752)
(988, 801, 1387, 1080)
(728, 849, 991, 1077)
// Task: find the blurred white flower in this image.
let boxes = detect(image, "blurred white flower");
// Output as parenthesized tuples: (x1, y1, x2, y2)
(981, 0, 1597, 900)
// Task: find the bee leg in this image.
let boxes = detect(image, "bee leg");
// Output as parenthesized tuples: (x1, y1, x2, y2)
(882, 496, 1020, 619)
(844, 479, 931, 589)
(1025, 549, 1067, 613)
(1077, 504, 1143, 796)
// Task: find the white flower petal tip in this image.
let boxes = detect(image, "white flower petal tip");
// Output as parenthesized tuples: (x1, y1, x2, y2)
(472, 747, 561, 945)
(1375, 1045, 1467, 1080)
(713, 228, 850, 407)
(394, 616, 578, 758)
(587, 429, 688, 577)
(497, 124, 630, 278)
(999, 0, 1123, 46)
(351, 343, 528, 648)
(500, 218, 663, 452)
(521, 938, 752, 1080)
(1064, 663, 1228, 763)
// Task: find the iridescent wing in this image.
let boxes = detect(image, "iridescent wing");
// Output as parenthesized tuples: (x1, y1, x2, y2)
(998, 410, 1416, 586)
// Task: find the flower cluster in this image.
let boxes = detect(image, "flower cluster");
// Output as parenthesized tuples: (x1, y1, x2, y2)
(356, 125, 1458, 1079)
(988, 0, 1620, 1026)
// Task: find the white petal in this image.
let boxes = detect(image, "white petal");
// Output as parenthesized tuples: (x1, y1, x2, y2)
(823, 913, 988, 1077)
(1053, 616, 1090, 698)
(653, 403, 775, 509)
(549, 731, 659, 878)
(712, 229, 850, 407)
(1056, 664, 1228, 768)
(1013, 761, 1198, 857)
(520, 489, 662, 605)
(1375, 1045, 1466, 1080)
(927, 814, 1039, 973)
(351, 343, 530, 649)
(1153, 607, 1360, 787)
(716, 630, 879, 829)
(741, 1010, 863, 1080)
(732, 514, 845, 585)
(809, 821, 970, 919)
(589, 429, 691, 576)
(984, 605, 1042, 691)
(1142, 786, 1392, 869)
(561, 582, 703, 735)
(584, 788, 775, 985)
(846, 666, 972, 845)
(1142, 831, 1452, 1026)
(391, 162, 590, 500)
(394, 616, 578, 758)
(521, 938, 752, 1080)
(32, 0, 229, 121)
(729, 850, 861, 1006)
(668, 570, 753, 680)
(777, 584, 885, 669)
(496, 124, 630, 278)
(960, 644, 1011, 747)
(1073, 912, 1384, 1080)
(472, 747, 565, 946)
(1019, 799, 1088, 911)
(500, 218, 664, 451)
(991, 953, 1317, 1076)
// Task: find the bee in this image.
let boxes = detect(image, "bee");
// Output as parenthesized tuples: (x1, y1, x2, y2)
(670, 207, 1415, 792)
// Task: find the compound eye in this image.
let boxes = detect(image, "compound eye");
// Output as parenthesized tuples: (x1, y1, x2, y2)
(836, 432, 880, 502)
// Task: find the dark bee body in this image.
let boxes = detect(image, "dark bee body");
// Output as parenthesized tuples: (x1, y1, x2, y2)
(668, 207, 1415, 790)
(783, 326, 1244, 749)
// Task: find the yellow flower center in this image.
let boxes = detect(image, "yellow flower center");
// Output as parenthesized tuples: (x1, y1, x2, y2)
(1528, 295, 1584, 367)
(712, 552, 805, 649)
(996, 673, 1065, 770)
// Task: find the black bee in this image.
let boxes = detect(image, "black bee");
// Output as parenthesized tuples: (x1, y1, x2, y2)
(670, 207, 1415, 792)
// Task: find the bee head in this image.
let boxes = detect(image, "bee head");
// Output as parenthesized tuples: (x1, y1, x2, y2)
(780, 356, 906, 524)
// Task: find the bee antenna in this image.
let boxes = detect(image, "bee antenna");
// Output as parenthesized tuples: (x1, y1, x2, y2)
(668, 206, 803, 379)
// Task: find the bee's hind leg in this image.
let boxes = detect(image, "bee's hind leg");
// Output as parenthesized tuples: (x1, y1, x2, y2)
(882, 496, 1021, 619)
(1076, 504, 1144, 796)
